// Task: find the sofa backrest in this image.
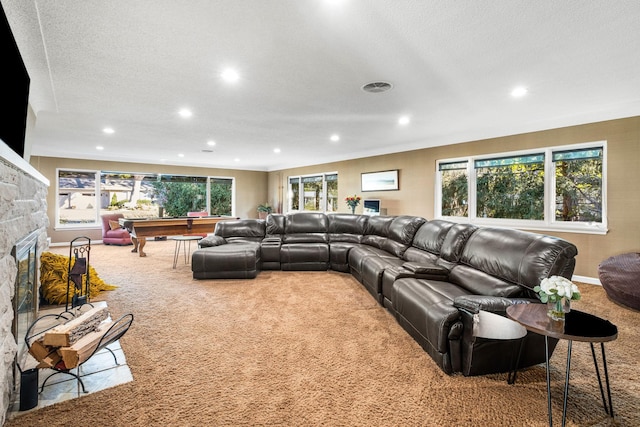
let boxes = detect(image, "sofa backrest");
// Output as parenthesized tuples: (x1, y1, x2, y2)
(361, 215, 425, 257)
(265, 214, 286, 237)
(383, 216, 427, 257)
(361, 216, 395, 249)
(438, 223, 478, 266)
(403, 219, 454, 263)
(449, 227, 578, 297)
(214, 219, 266, 243)
(328, 214, 368, 243)
(282, 212, 329, 244)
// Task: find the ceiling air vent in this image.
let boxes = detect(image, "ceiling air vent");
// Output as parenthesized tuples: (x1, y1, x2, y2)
(362, 81, 393, 93)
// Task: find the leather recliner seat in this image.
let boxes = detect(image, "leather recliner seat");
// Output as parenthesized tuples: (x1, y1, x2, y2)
(193, 212, 578, 377)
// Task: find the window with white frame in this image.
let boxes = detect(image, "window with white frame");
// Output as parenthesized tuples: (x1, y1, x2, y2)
(436, 142, 606, 234)
(288, 172, 338, 213)
(56, 169, 235, 228)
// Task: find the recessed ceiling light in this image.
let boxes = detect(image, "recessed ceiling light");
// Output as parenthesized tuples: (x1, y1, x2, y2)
(234, 158, 240, 162)
(398, 116, 410, 126)
(330, 134, 340, 142)
(96, 146, 104, 150)
(178, 108, 193, 118)
(362, 81, 393, 93)
(178, 153, 185, 157)
(207, 140, 216, 146)
(274, 148, 281, 154)
(221, 68, 240, 83)
(102, 127, 114, 134)
(511, 86, 528, 97)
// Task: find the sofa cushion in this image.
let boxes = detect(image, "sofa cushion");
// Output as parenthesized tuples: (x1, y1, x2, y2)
(388, 216, 427, 245)
(411, 220, 454, 255)
(285, 212, 329, 232)
(266, 214, 286, 236)
(283, 212, 329, 243)
(214, 219, 266, 243)
(328, 213, 367, 243)
(191, 243, 261, 279)
(328, 213, 368, 234)
(448, 265, 523, 297)
(402, 248, 440, 264)
(439, 223, 478, 264)
(280, 243, 329, 271)
(198, 235, 227, 247)
(361, 234, 387, 250)
(402, 262, 449, 275)
(361, 216, 394, 243)
(348, 245, 393, 282)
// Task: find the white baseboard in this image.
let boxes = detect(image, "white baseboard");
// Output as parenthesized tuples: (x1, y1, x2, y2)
(572, 274, 601, 286)
(48, 239, 104, 247)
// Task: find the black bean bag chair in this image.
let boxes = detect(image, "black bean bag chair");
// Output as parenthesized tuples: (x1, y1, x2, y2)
(598, 252, 640, 310)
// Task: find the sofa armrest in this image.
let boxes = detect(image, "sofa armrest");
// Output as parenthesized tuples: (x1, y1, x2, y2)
(262, 237, 282, 244)
(402, 262, 449, 276)
(453, 295, 537, 315)
(199, 235, 227, 248)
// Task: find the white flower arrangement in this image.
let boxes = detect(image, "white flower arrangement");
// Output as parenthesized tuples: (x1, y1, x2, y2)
(533, 275, 581, 303)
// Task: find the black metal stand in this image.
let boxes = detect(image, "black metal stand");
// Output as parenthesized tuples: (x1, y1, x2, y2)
(591, 342, 614, 417)
(543, 336, 614, 427)
(64, 236, 92, 315)
(25, 311, 134, 394)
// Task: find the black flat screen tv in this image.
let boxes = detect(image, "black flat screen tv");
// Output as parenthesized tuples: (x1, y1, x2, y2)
(0, 3, 30, 158)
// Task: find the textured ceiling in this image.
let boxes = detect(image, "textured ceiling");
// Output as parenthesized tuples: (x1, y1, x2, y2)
(3, 0, 640, 171)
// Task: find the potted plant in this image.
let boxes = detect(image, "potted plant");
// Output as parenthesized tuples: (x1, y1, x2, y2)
(257, 203, 272, 219)
(533, 276, 581, 321)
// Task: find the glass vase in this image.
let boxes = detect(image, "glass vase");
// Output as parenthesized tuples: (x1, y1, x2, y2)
(547, 298, 570, 321)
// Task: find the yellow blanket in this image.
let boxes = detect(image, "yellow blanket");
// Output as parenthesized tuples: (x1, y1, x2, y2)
(40, 252, 118, 305)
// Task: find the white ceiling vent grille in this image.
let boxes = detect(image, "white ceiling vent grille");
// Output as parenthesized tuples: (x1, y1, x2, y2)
(362, 81, 393, 93)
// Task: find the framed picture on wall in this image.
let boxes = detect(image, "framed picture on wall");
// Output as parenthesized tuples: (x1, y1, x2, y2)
(361, 169, 399, 192)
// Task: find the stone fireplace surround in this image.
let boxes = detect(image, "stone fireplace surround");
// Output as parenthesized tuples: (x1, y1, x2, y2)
(0, 143, 48, 424)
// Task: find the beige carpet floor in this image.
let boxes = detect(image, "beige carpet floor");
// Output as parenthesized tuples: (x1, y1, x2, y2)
(7, 240, 640, 426)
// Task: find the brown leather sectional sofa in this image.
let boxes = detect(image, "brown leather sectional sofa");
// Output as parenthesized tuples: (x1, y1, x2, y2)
(192, 212, 578, 376)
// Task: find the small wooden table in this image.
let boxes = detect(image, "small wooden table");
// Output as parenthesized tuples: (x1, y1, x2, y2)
(119, 216, 234, 257)
(507, 304, 618, 427)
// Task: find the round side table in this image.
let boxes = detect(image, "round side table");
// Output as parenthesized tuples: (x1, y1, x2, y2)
(170, 235, 203, 269)
(507, 304, 618, 427)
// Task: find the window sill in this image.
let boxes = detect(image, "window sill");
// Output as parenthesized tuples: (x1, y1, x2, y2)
(438, 217, 608, 236)
(55, 224, 102, 231)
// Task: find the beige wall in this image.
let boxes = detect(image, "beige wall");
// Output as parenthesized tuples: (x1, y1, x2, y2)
(268, 116, 640, 279)
(30, 156, 268, 244)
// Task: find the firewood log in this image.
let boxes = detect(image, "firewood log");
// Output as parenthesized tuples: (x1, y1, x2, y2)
(43, 306, 109, 347)
(57, 318, 114, 369)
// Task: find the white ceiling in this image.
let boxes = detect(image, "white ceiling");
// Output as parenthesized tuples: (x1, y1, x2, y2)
(3, 0, 640, 172)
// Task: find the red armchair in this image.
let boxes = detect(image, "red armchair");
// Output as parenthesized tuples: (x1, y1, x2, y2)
(101, 213, 133, 245)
